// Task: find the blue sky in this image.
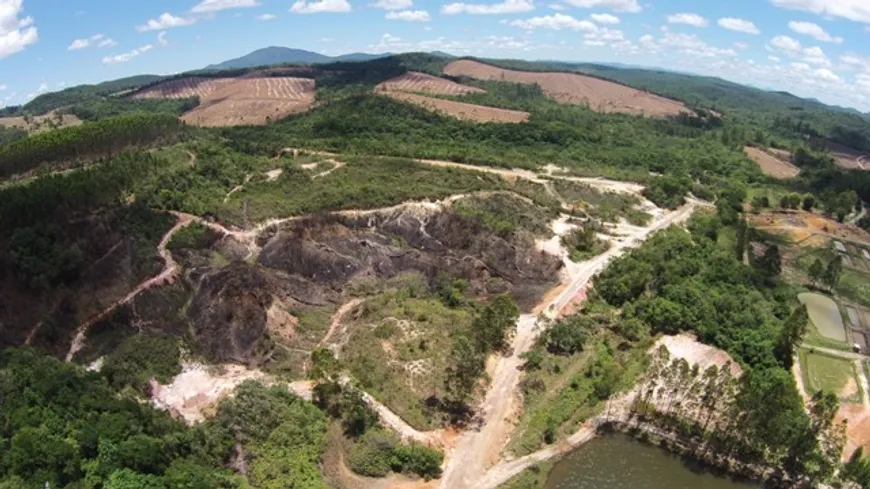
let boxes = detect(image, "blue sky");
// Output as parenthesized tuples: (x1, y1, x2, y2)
(2, 0, 870, 111)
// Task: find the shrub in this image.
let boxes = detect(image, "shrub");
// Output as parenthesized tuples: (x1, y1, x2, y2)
(102, 335, 181, 393)
(348, 430, 397, 477)
(391, 443, 443, 480)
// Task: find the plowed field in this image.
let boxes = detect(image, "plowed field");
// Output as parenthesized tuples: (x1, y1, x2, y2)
(744, 146, 800, 179)
(443, 59, 688, 117)
(131, 76, 316, 127)
(376, 71, 484, 96)
(381, 91, 529, 123)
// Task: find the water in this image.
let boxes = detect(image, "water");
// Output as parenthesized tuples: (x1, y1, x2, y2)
(544, 434, 761, 489)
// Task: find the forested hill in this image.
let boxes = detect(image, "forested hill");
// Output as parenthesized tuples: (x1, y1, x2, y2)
(480, 57, 870, 152)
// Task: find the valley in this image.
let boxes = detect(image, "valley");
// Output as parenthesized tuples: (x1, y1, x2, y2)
(2, 47, 870, 489)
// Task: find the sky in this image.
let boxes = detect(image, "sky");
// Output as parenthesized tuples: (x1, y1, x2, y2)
(1, 0, 870, 111)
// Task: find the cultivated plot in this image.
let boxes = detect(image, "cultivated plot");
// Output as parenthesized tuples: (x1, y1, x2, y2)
(799, 348, 862, 404)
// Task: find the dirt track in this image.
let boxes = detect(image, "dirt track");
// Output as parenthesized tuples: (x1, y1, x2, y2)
(443, 59, 687, 118)
(439, 199, 700, 489)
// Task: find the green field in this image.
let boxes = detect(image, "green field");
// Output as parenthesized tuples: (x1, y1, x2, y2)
(799, 348, 862, 404)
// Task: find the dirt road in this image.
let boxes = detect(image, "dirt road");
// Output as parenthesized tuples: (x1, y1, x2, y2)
(439, 200, 699, 489)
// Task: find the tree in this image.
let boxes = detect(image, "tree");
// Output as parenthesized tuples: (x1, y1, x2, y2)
(774, 305, 809, 368)
(472, 295, 519, 354)
(809, 258, 825, 287)
(802, 195, 816, 211)
(823, 255, 843, 290)
(444, 334, 484, 406)
(104, 469, 166, 489)
(544, 317, 590, 355)
(757, 244, 782, 279)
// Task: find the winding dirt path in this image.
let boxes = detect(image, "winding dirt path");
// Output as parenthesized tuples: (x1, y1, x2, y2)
(319, 299, 364, 351)
(439, 200, 699, 489)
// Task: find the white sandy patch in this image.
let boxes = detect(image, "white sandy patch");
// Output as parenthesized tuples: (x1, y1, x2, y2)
(655, 334, 743, 377)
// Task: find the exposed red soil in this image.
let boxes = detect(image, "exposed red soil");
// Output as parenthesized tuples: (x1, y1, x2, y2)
(380, 91, 529, 124)
(376, 71, 484, 96)
(744, 146, 800, 179)
(132, 76, 316, 127)
(443, 59, 687, 118)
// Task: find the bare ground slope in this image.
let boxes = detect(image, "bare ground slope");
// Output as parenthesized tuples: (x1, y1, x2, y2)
(443, 59, 688, 117)
(132, 76, 315, 127)
(379, 91, 529, 124)
(376, 72, 484, 96)
(744, 146, 800, 179)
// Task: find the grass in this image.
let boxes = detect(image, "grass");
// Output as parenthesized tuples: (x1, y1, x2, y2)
(499, 461, 554, 489)
(551, 179, 650, 226)
(221, 156, 505, 227)
(799, 348, 862, 404)
(341, 287, 475, 430)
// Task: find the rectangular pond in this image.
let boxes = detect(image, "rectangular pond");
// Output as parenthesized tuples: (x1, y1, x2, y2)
(799, 292, 847, 342)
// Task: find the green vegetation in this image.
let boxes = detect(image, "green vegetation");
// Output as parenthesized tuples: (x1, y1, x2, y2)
(562, 223, 610, 262)
(64, 97, 200, 122)
(453, 193, 554, 237)
(799, 348, 862, 403)
(0, 348, 246, 488)
(102, 335, 182, 393)
(167, 222, 220, 251)
(499, 462, 554, 489)
(552, 180, 650, 225)
(0, 113, 183, 179)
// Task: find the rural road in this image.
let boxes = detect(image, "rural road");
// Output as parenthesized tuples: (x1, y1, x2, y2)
(439, 199, 700, 489)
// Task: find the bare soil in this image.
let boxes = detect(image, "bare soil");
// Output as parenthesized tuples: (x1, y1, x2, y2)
(379, 91, 529, 124)
(749, 210, 870, 246)
(744, 146, 800, 179)
(443, 59, 687, 118)
(0, 111, 82, 133)
(827, 140, 870, 171)
(376, 72, 484, 96)
(132, 76, 316, 127)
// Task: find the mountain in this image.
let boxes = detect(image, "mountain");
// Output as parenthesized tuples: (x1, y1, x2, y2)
(204, 47, 390, 71)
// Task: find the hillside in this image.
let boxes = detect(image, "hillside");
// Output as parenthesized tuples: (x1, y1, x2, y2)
(203, 47, 387, 71)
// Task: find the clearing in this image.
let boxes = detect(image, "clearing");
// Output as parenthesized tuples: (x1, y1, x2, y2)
(0, 111, 82, 133)
(376, 71, 484, 96)
(443, 59, 687, 118)
(744, 146, 800, 179)
(379, 90, 529, 124)
(799, 292, 847, 343)
(827, 140, 870, 171)
(131, 76, 316, 126)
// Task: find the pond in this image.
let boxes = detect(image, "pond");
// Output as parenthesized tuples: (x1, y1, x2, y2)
(544, 434, 761, 489)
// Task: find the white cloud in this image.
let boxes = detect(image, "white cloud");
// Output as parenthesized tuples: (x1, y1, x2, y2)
(769, 35, 801, 51)
(36, 81, 47, 93)
(0, 84, 6, 91)
(157, 31, 168, 46)
(718, 17, 760, 34)
(256, 13, 277, 20)
(666, 13, 708, 27)
(67, 38, 90, 50)
(584, 27, 623, 45)
(770, 0, 870, 24)
(510, 13, 597, 31)
(386, 9, 430, 21)
(442, 0, 534, 15)
(590, 13, 619, 24)
(191, 0, 260, 13)
(67, 33, 116, 50)
(768, 55, 781, 62)
(371, 0, 413, 8)
(102, 44, 153, 64)
(814, 67, 840, 81)
(290, 0, 352, 13)
(656, 32, 737, 57)
(562, 0, 640, 13)
(548, 3, 566, 10)
(136, 13, 196, 32)
(787, 21, 843, 43)
(734, 41, 749, 49)
(841, 53, 870, 71)
(0, 0, 38, 59)
(802, 45, 830, 66)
